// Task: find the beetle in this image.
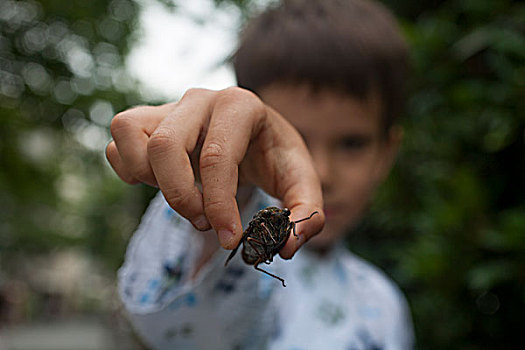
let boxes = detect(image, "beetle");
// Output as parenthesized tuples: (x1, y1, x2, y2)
(224, 207, 318, 287)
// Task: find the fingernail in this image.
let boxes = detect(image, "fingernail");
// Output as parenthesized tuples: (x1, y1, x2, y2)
(218, 229, 234, 247)
(192, 215, 211, 231)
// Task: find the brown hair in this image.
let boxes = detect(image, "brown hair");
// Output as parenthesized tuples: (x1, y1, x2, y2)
(233, 0, 410, 130)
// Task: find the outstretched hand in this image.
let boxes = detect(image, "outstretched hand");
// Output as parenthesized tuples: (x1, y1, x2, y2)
(106, 87, 324, 259)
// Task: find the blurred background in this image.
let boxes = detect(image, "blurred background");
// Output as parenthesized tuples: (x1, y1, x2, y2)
(0, 0, 523, 349)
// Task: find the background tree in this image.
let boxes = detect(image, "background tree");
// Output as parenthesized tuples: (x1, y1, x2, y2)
(352, 0, 525, 348)
(0, 0, 149, 289)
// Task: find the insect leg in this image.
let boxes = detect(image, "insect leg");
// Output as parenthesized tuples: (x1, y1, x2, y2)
(224, 233, 247, 266)
(246, 236, 266, 257)
(246, 237, 274, 264)
(261, 222, 277, 244)
(293, 211, 319, 224)
(224, 245, 240, 267)
(292, 211, 319, 236)
(290, 221, 297, 237)
(254, 262, 286, 287)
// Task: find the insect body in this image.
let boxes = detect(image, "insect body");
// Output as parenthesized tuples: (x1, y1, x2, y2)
(224, 207, 318, 287)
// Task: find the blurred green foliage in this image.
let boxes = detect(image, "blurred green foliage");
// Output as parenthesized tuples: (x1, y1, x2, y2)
(1, 0, 523, 348)
(350, 0, 525, 349)
(0, 0, 154, 275)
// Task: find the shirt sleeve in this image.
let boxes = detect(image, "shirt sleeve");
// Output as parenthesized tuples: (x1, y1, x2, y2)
(368, 259, 414, 350)
(117, 190, 281, 350)
(343, 250, 415, 350)
(384, 286, 415, 350)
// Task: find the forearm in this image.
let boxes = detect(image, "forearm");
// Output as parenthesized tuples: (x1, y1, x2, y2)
(117, 192, 205, 313)
(118, 188, 280, 349)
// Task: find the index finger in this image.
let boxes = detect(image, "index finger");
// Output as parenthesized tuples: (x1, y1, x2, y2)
(147, 89, 215, 231)
(199, 88, 266, 249)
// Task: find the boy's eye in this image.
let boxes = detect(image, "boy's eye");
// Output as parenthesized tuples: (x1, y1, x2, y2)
(336, 135, 370, 150)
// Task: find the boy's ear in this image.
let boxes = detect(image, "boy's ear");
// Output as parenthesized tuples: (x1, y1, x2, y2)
(376, 125, 403, 182)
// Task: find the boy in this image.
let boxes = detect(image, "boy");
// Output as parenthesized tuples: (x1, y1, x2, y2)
(106, 0, 413, 348)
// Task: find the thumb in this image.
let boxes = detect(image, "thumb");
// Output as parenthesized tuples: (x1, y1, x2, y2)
(275, 159, 324, 259)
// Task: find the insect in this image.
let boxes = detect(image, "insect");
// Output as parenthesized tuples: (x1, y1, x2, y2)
(224, 207, 318, 287)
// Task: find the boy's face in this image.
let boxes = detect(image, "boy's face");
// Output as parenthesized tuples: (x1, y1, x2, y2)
(259, 84, 401, 251)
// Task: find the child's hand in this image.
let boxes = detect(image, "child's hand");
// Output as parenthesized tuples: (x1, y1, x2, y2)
(106, 87, 324, 258)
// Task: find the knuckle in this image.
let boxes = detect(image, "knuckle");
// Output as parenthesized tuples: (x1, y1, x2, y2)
(204, 198, 228, 215)
(181, 87, 209, 101)
(147, 129, 177, 158)
(164, 188, 195, 213)
(221, 86, 244, 96)
(110, 111, 134, 138)
(219, 87, 266, 119)
(200, 142, 227, 170)
(219, 86, 252, 103)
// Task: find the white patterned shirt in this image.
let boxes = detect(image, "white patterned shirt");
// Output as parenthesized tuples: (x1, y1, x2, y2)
(118, 190, 414, 350)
